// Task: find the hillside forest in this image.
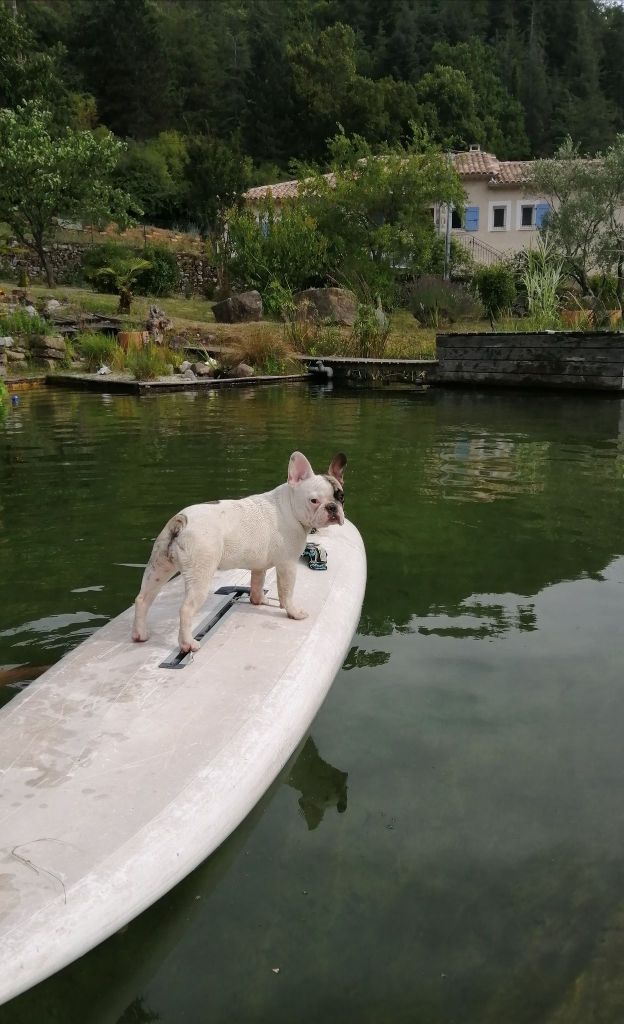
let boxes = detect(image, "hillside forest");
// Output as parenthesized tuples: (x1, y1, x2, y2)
(1, 0, 624, 232)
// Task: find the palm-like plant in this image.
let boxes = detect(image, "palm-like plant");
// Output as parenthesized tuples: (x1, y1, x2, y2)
(93, 257, 152, 314)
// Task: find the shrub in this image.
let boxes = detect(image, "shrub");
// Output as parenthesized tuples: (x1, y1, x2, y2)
(0, 309, 51, 336)
(264, 280, 294, 318)
(349, 303, 390, 358)
(224, 326, 297, 375)
(589, 273, 620, 307)
(82, 243, 136, 292)
(126, 343, 177, 380)
(224, 200, 330, 298)
(408, 276, 483, 327)
(134, 244, 180, 297)
(474, 264, 517, 316)
(75, 332, 118, 371)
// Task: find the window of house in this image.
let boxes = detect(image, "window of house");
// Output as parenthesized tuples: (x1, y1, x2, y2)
(520, 204, 534, 228)
(451, 208, 462, 229)
(492, 206, 506, 229)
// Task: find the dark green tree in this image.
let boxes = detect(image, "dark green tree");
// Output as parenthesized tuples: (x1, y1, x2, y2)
(74, 0, 173, 138)
(0, 4, 67, 110)
(185, 135, 251, 238)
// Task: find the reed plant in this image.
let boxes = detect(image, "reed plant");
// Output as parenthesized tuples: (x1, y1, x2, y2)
(76, 332, 119, 371)
(522, 233, 563, 330)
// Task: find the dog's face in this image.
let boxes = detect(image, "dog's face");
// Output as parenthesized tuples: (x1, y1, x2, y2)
(287, 451, 347, 529)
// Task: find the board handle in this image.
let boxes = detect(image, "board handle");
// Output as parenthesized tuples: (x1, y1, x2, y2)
(159, 586, 258, 670)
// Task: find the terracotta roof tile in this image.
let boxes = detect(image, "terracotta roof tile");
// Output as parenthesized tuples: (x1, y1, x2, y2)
(452, 150, 500, 177)
(244, 151, 539, 202)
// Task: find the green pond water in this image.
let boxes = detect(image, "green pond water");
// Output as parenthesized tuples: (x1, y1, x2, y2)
(1, 383, 624, 1024)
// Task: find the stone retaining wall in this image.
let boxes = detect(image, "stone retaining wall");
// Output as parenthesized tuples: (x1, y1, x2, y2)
(0, 243, 217, 296)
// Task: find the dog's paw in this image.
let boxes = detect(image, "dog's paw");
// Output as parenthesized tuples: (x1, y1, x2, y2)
(179, 638, 201, 654)
(249, 594, 269, 606)
(286, 607, 308, 621)
(132, 629, 148, 643)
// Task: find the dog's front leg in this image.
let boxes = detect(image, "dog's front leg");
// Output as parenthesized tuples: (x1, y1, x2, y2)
(276, 561, 307, 620)
(249, 570, 269, 606)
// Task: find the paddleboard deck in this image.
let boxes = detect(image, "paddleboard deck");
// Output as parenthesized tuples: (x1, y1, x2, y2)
(0, 519, 366, 1006)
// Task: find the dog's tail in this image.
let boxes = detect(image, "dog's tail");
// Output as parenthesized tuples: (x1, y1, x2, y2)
(166, 512, 187, 560)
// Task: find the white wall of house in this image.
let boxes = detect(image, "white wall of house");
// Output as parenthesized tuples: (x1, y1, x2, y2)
(442, 180, 549, 259)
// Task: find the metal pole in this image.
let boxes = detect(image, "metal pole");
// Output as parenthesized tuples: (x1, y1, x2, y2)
(443, 150, 453, 281)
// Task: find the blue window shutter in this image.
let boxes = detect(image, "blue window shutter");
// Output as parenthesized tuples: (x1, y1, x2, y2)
(465, 206, 479, 231)
(535, 203, 550, 228)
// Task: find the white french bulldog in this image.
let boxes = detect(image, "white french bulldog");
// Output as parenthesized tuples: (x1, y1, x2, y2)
(132, 450, 347, 653)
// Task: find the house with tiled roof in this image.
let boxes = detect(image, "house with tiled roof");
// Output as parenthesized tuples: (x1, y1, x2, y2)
(244, 146, 551, 265)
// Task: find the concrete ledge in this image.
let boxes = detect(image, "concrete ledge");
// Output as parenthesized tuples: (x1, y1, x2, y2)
(4, 375, 47, 391)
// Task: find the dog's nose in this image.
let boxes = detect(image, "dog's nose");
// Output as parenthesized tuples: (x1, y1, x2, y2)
(327, 502, 338, 515)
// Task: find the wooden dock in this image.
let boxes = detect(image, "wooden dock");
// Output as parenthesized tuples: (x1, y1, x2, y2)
(46, 371, 310, 394)
(436, 332, 624, 391)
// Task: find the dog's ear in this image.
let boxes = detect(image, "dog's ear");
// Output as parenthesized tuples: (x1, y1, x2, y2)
(288, 451, 314, 487)
(328, 452, 347, 486)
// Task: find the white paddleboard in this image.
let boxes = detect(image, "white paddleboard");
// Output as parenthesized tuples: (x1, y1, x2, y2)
(0, 519, 366, 1006)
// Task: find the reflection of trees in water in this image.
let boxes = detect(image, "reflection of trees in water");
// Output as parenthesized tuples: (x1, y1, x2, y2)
(358, 392, 624, 638)
(286, 736, 348, 830)
(343, 646, 391, 670)
(118, 998, 161, 1024)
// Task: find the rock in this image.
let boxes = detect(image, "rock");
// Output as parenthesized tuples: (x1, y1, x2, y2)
(179, 360, 192, 373)
(293, 287, 358, 326)
(234, 362, 254, 377)
(146, 304, 172, 344)
(43, 299, 61, 314)
(31, 334, 66, 353)
(193, 361, 215, 378)
(6, 350, 26, 362)
(24, 305, 37, 318)
(183, 367, 197, 380)
(39, 348, 65, 360)
(0, 337, 14, 349)
(97, 365, 111, 375)
(212, 291, 263, 324)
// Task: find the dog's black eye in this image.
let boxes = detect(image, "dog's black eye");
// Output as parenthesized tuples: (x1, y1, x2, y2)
(334, 489, 344, 505)
(310, 497, 319, 505)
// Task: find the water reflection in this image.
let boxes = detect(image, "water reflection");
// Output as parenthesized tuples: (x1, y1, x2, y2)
(2, 388, 624, 1024)
(286, 737, 348, 829)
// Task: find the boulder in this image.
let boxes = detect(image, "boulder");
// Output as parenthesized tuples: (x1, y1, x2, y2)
(179, 360, 192, 373)
(183, 367, 197, 380)
(233, 362, 254, 377)
(6, 349, 27, 362)
(0, 337, 14, 350)
(193, 361, 215, 378)
(31, 334, 66, 353)
(40, 349, 65, 361)
(43, 299, 62, 315)
(212, 291, 263, 323)
(293, 287, 358, 326)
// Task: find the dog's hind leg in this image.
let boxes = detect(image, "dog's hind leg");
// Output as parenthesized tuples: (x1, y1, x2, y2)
(177, 561, 218, 654)
(132, 513, 186, 642)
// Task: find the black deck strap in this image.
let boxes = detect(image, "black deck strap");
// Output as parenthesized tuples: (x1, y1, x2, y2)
(159, 585, 256, 670)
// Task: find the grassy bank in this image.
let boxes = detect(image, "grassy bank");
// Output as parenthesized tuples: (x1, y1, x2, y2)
(0, 280, 488, 362)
